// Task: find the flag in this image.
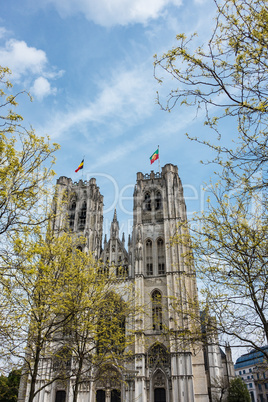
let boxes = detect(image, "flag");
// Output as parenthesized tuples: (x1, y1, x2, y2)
(150, 149, 159, 165)
(75, 159, 84, 173)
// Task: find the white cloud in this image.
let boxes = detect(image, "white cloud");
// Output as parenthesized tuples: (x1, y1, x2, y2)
(41, 0, 182, 27)
(0, 34, 63, 100)
(31, 77, 57, 100)
(41, 66, 155, 138)
(0, 39, 48, 81)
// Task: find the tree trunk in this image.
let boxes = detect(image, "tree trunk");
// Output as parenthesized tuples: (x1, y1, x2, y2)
(28, 343, 41, 402)
(72, 356, 84, 402)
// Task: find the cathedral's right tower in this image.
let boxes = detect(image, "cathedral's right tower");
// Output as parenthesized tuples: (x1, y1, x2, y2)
(131, 163, 209, 402)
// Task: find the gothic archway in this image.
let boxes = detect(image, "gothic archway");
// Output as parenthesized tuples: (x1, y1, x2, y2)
(95, 365, 122, 402)
(152, 369, 168, 402)
(148, 344, 170, 402)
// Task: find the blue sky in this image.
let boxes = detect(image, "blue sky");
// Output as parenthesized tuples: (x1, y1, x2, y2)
(1, 0, 222, 237)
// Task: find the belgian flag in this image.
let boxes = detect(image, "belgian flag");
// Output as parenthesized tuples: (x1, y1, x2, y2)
(75, 159, 84, 173)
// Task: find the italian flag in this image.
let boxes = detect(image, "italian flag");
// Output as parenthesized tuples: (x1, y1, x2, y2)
(150, 149, 159, 165)
(75, 159, 84, 172)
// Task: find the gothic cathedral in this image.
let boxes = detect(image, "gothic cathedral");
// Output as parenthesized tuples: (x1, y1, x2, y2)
(19, 163, 234, 402)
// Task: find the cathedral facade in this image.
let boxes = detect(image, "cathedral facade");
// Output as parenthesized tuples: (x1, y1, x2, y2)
(19, 163, 234, 402)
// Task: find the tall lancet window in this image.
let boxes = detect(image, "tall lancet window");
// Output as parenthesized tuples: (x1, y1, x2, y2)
(152, 290, 162, 331)
(157, 238, 165, 275)
(69, 199, 76, 230)
(146, 239, 153, 276)
(78, 201, 87, 230)
(155, 191, 162, 210)
(144, 192, 151, 211)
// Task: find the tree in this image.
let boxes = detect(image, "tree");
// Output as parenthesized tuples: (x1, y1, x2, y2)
(0, 64, 59, 377)
(170, 183, 268, 359)
(56, 261, 134, 402)
(227, 377, 250, 402)
(155, 0, 268, 356)
(0, 370, 21, 402)
(10, 222, 135, 402)
(154, 0, 268, 189)
(0, 66, 59, 259)
(8, 228, 88, 402)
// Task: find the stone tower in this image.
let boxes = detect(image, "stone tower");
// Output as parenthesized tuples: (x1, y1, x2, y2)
(130, 163, 209, 402)
(54, 176, 103, 258)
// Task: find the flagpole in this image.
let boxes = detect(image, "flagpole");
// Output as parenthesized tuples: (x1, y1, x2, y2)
(82, 155, 85, 180)
(158, 145, 160, 175)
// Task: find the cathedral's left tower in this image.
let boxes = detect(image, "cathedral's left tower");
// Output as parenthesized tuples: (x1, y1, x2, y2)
(54, 176, 103, 258)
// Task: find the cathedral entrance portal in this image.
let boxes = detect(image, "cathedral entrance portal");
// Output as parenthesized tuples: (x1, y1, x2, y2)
(154, 388, 166, 402)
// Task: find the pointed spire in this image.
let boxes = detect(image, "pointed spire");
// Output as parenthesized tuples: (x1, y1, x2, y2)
(128, 234, 131, 246)
(110, 208, 119, 239)
(104, 234, 107, 244)
(122, 232, 125, 247)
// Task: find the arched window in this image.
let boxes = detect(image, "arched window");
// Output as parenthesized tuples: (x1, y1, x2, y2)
(148, 343, 169, 367)
(69, 199, 76, 230)
(98, 266, 109, 277)
(78, 201, 87, 230)
(152, 290, 162, 331)
(70, 200, 76, 211)
(157, 238, 165, 275)
(146, 239, 153, 276)
(116, 265, 128, 278)
(53, 347, 72, 373)
(155, 191, 162, 210)
(144, 193, 151, 211)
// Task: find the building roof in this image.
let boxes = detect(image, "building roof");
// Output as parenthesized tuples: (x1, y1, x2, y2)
(234, 346, 268, 370)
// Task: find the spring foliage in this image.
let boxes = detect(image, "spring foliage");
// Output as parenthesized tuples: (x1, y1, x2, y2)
(154, 0, 268, 188)
(0, 66, 59, 257)
(0, 67, 133, 402)
(155, 1, 268, 354)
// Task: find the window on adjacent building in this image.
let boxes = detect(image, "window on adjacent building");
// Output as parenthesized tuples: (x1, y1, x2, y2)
(146, 239, 153, 276)
(152, 290, 162, 331)
(249, 383, 253, 388)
